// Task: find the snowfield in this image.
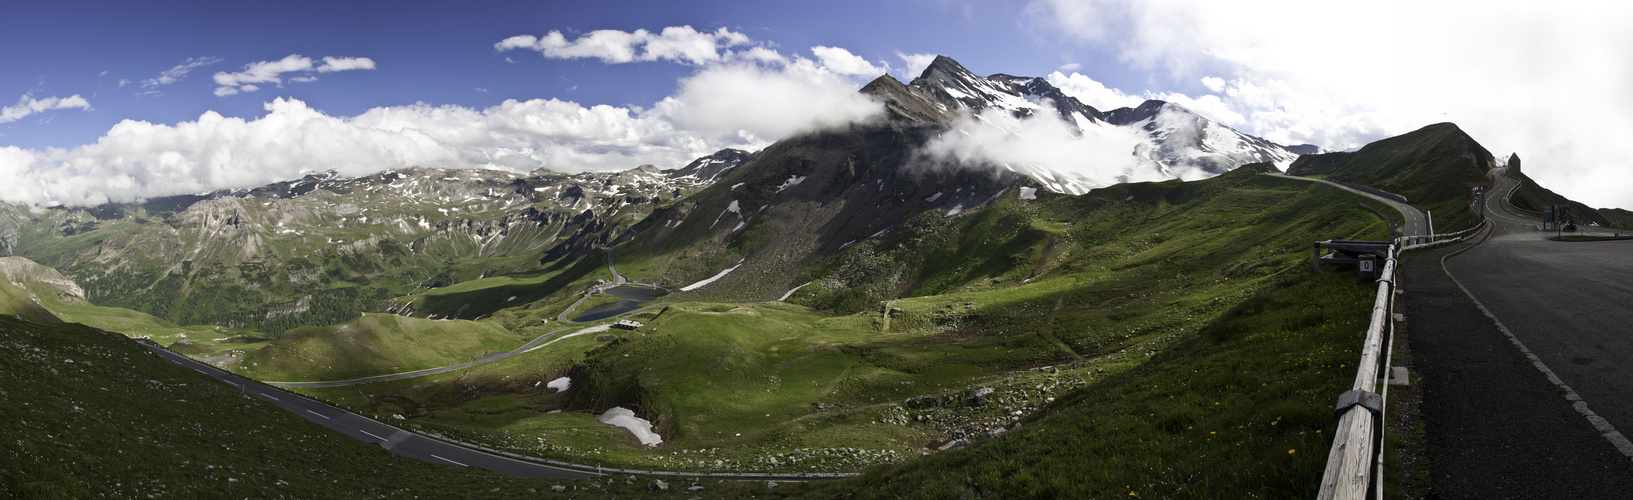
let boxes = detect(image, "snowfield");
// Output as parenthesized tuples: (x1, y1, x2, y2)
(599, 406, 662, 446)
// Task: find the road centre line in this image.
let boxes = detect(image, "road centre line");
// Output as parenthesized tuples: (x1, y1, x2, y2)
(431, 454, 468, 467)
(306, 410, 331, 420)
(360, 429, 388, 441)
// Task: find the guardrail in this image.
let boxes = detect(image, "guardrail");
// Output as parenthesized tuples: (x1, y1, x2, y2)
(1317, 220, 1487, 499)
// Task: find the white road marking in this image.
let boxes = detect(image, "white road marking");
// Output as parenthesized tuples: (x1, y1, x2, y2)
(431, 454, 468, 467)
(192, 368, 208, 375)
(360, 429, 388, 441)
(260, 393, 280, 401)
(306, 410, 331, 420)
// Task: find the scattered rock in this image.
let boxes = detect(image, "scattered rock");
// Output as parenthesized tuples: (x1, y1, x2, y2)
(648, 479, 669, 491)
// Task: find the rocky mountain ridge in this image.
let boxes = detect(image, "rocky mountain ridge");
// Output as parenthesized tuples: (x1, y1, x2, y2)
(0, 150, 750, 333)
(863, 55, 1307, 194)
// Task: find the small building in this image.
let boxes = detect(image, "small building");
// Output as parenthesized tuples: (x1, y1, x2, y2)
(612, 319, 644, 330)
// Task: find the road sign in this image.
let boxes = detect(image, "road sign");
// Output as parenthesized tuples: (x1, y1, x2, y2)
(1544, 205, 1555, 223)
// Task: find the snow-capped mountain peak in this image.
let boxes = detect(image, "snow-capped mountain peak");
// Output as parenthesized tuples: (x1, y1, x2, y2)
(865, 56, 1305, 194)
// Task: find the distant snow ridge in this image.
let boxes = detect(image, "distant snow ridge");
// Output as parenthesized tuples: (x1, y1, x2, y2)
(598, 407, 662, 446)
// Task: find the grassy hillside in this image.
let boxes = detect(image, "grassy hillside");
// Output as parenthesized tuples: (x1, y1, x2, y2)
(276, 164, 1388, 495)
(1287, 122, 1493, 231)
(1503, 155, 1626, 228)
(802, 271, 1372, 498)
(237, 313, 527, 381)
(3, 165, 1402, 498)
(1601, 208, 1633, 230)
(0, 315, 596, 499)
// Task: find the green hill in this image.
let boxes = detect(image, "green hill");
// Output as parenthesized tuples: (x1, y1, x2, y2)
(239, 313, 525, 381)
(0, 315, 590, 498)
(1287, 122, 1494, 230)
(1503, 153, 1629, 229)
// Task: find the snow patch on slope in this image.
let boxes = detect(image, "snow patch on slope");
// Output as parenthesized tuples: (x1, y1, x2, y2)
(774, 175, 807, 193)
(680, 260, 744, 291)
(598, 407, 662, 446)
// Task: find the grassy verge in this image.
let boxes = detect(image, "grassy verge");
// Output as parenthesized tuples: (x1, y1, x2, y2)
(794, 270, 1374, 498)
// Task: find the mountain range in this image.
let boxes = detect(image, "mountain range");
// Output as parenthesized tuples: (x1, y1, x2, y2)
(8, 55, 1612, 498)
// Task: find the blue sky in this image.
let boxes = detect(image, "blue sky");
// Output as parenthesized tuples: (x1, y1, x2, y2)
(2, 0, 1148, 150)
(3, 1, 1630, 209)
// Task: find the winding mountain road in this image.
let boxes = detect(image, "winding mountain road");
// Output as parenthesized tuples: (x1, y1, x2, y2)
(1402, 166, 1633, 496)
(140, 340, 596, 479)
(1273, 172, 1430, 239)
(275, 249, 668, 388)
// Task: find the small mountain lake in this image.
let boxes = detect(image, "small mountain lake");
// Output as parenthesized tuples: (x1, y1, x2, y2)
(573, 285, 669, 322)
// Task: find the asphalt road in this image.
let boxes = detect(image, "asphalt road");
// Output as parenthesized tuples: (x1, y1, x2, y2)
(1449, 167, 1633, 443)
(1402, 166, 1633, 496)
(139, 340, 596, 479)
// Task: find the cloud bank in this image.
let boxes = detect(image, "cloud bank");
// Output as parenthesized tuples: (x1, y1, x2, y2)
(920, 105, 1153, 190)
(1026, 0, 1633, 209)
(1, 28, 885, 207)
(1, 94, 91, 124)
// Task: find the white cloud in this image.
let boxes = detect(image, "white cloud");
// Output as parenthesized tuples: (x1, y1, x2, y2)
(658, 62, 884, 141)
(1, 94, 91, 124)
(0, 27, 890, 207)
(1200, 76, 1225, 93)
(142, 56, 223, 87)
(1045, 71, 1145, 110)
(919, 105, 1154, 188)
(212, 54, 374, 96)
(316, 56, 375, 72)
(496, 26, 751, 66)
(810, 46, 886, 77)
(1027, 0, 1633, 209)
(895, 51, 937, 80)
(117, 79, 130, 87)
(1058, 62, 1082, 72)
(0, 97, 725, 206)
